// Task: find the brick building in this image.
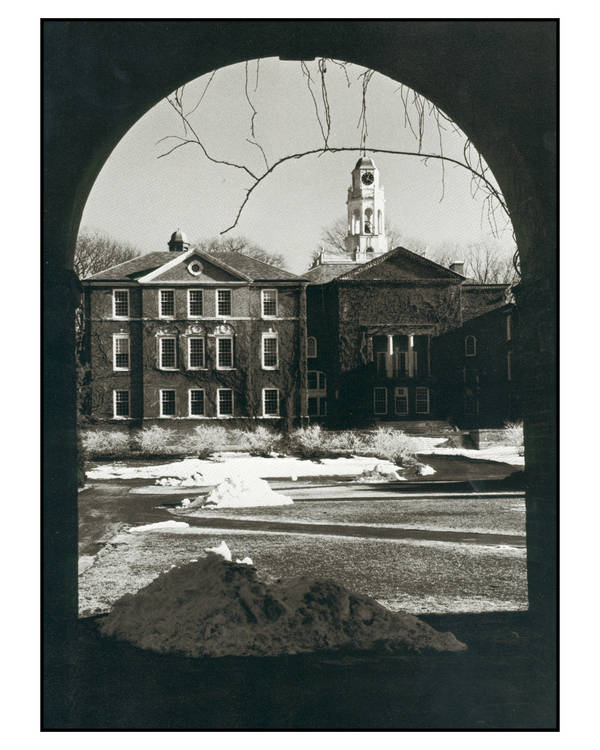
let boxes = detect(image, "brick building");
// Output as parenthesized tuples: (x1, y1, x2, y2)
(81, 158, 519, 428)
(81, 237, 308, 425)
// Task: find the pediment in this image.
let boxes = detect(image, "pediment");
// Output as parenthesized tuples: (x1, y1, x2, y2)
(338, 247, 463, 283)
(137, 250, 250, 284)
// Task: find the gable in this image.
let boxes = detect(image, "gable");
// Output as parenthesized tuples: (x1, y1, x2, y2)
(138, 251, 249, 284)
(337, 247, 463, 283)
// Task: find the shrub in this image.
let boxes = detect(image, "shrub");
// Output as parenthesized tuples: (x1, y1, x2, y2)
(181, 425, 228, 459)
(237, 426, 282, 456)
(287, 425, 327, 459)
(135, 425, 177, 454)
(503, 420, 524, 447)
(363, 427, 416, 466)
(81, 429, 130, 455)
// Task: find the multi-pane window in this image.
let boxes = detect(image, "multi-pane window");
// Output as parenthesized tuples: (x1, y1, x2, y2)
(217, 337, 234, 369)
(307, 395, 327, 417)
(394, 387, 408, 415)
(217, 289, 232, 317)
(307, 336, 317, 358)
(307, 371, 326, 392)
(373, 387, 387, 415)
(160, 389, 176, 417)
(217, 389, 234, 416)
(113, 289, 130, 319)
(263, 388, 280, 417)
(465, 335, 477, 357)
(159, 289, 175, 318)
(415, 387, 430, 415)
(261, 289, 278, 317)
(113, 390, 130, 418)
(262, 334, 278, 369)
(159, 337, 177, 369)
(188, 337, 205, 369)
(113, 334, 130, 370)
(188, 289, 203, 317)
(189, 389, 205, 417)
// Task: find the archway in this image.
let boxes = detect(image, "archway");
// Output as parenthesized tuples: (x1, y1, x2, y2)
(43, 18, 556, 657)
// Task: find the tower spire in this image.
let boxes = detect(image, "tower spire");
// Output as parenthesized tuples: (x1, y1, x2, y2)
(344, 157, 389, 262)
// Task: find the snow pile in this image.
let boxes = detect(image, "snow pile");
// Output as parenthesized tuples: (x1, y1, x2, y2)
(190, 475, 293, 509)
(99, 553, 467, 658)
(129, 520, 190, 533)
(205, 541, 252, 566)
(357, 463, 405, 483)
(417, 463, 436, 476)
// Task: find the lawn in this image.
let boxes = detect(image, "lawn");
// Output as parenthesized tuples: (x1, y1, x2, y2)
(79, 525, 526, 618)
(170, 495, 525, 536)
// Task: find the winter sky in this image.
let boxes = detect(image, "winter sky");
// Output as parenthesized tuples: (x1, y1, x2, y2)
(81, 57, 516, 274)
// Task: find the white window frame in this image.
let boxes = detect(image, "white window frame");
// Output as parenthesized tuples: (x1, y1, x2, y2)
(415, 387, 430, 415)
(216, 336, 234, 370)
(394, 386, 409, 416)
(187, 337, 206, 370)
(113, 389, 130, 419)
(307, 370, 327, 394)
(216, 288, 232, 317)
(159, 289, 175, 319)
(261, 332, 279, 370)
(373, 387, 388, 415)
(261, 289, 278, 318)
(159, 389, 177, 418)
(158, 336, 177, 370)
(187, 289, 203, 318)
(188, 388, 206, 418)
(307, 336, 317, 358)
(112, 289, 130, 320)
(112, 333, 130, 371)
(465, 335, 477, 357)
(262, 388, 280, 417)
(217, 388, 234, 417)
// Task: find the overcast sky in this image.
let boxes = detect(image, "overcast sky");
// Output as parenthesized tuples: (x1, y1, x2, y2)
(81, 57, 516, 274)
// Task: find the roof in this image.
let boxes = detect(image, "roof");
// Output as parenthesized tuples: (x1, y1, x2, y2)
(84, 250, 304, 283)
(355, 156, 375, 168)
(304, 262, 361, 284)
(334, 246, 465, 282)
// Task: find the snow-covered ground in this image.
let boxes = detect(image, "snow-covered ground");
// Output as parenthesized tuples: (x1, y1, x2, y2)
(87, 453, 403, 482)
(86, 441, 522, 484)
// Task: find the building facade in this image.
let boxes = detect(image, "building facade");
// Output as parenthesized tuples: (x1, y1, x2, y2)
(81, 241, 308, 425)
(81, 158, 519, 429)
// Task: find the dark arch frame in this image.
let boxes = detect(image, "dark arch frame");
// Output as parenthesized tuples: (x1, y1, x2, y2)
(43, 19, 557, 719)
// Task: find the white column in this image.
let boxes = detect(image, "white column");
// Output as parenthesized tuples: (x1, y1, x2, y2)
(386, 334, 394, 378)
(408, 334, 415, 378)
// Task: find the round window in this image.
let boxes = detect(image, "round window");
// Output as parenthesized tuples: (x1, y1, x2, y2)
(188, 260, 203, 276)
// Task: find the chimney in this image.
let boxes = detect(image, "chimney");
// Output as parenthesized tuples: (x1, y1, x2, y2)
(450, 260, 465, 276)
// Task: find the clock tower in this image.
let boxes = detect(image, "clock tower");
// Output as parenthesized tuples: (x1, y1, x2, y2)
(344, 157, 389, 261)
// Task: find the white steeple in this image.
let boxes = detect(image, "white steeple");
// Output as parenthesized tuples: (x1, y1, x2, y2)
(344, 157, 389, 261)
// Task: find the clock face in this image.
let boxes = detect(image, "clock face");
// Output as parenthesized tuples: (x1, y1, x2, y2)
(361, 171, 374, 185)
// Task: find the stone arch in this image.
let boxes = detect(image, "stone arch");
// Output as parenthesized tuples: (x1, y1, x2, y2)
(43, 21, 556, 637)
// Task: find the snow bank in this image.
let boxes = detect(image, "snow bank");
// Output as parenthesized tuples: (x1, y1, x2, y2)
(100, 553, 467, 658)
(204, 476, 292, 508)
(129, 520, 190, 533)
(429, 445, 524, 466)
(87, 453, 402, 483)
(357, 463, 405, 483)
